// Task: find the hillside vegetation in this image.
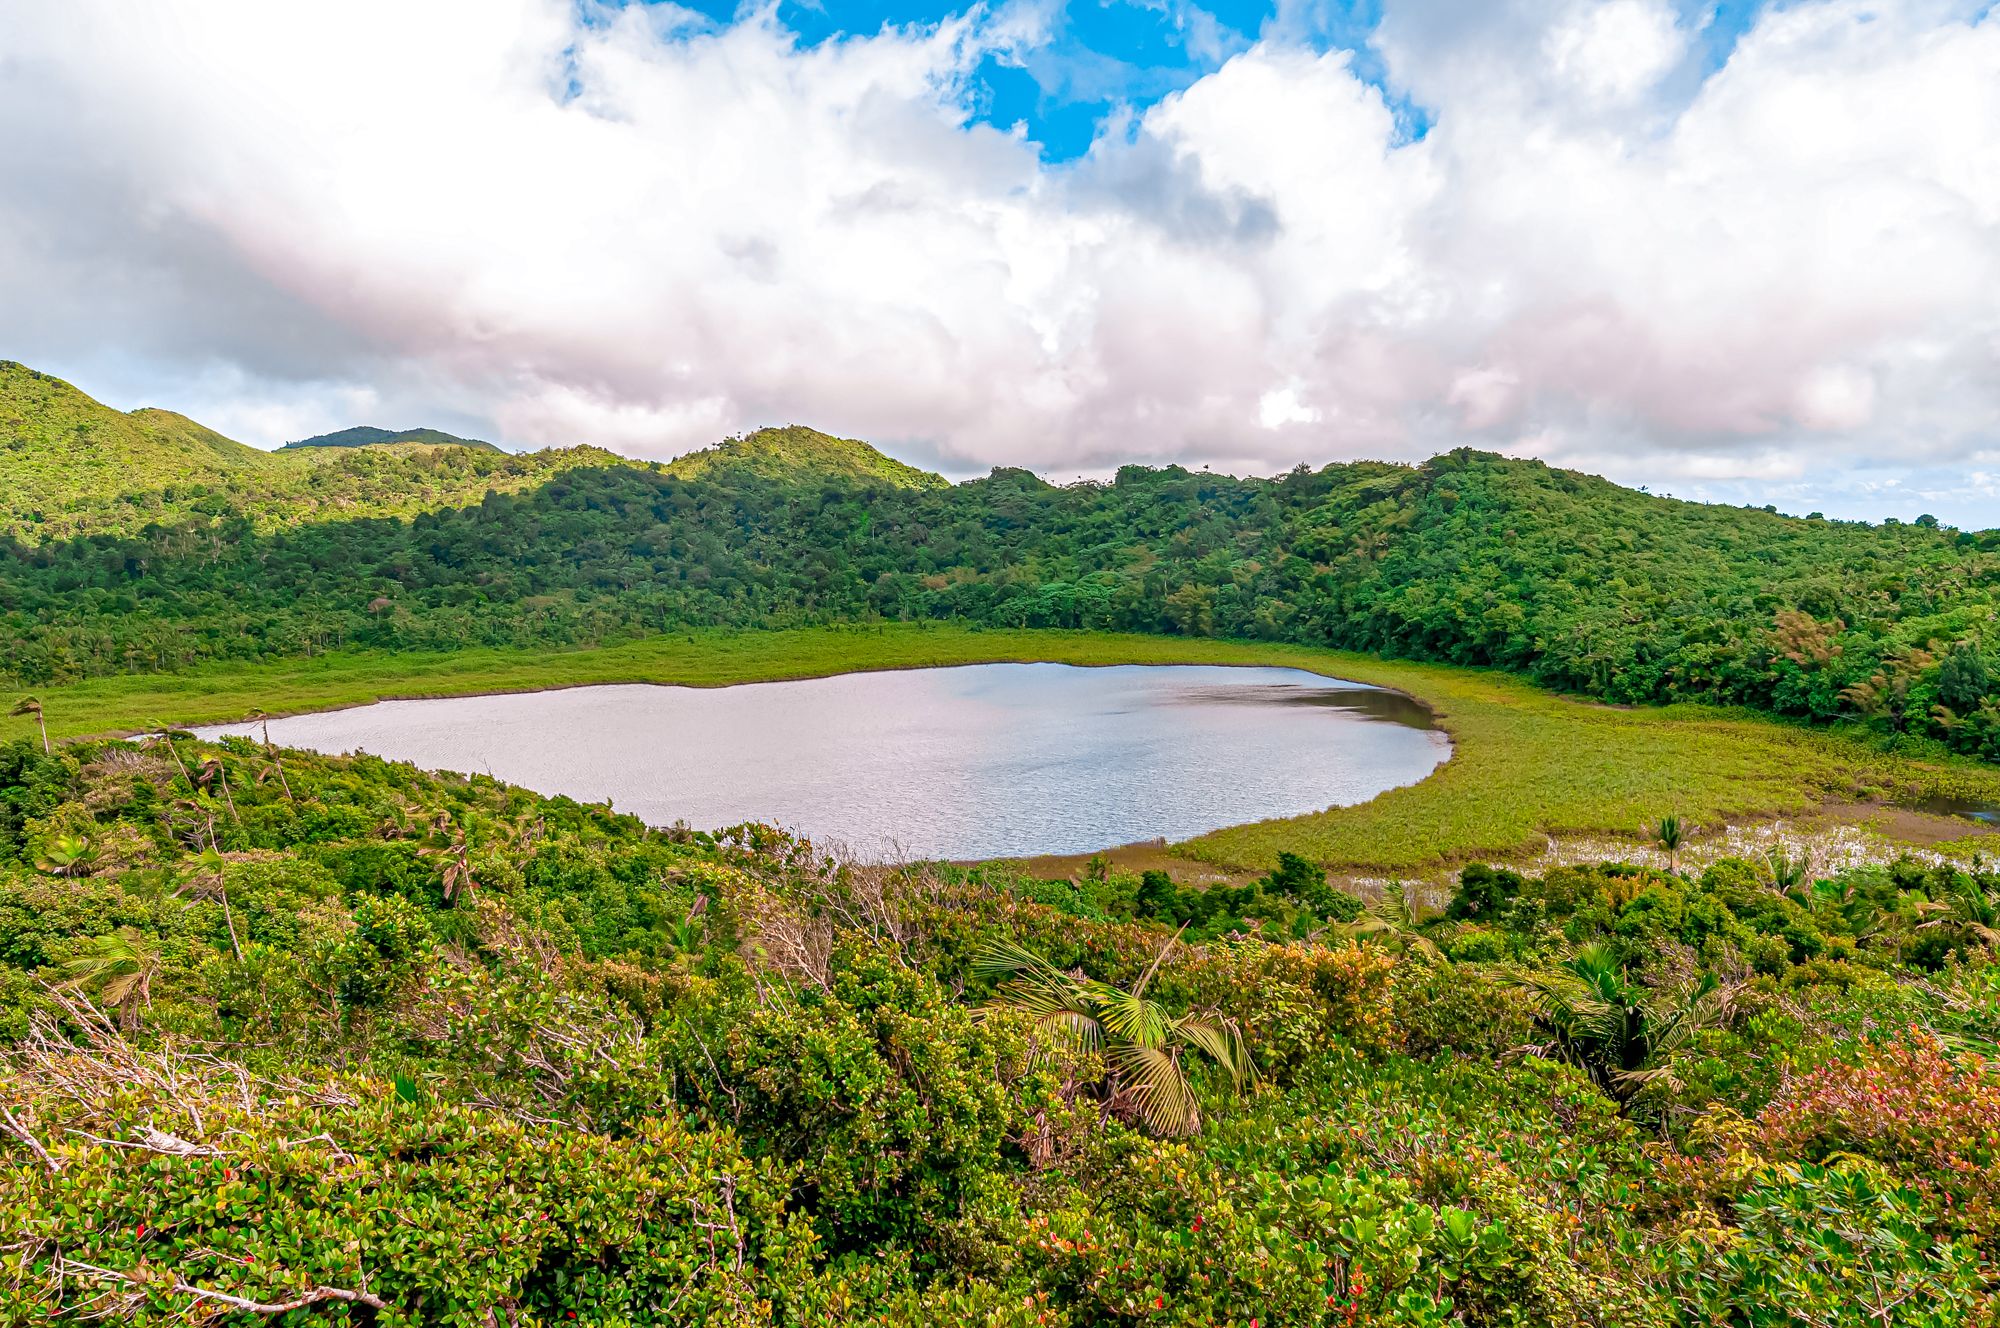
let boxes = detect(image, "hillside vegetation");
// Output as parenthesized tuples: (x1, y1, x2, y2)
(10, 626, 2000, 875)
(663, 424, 947, 491)
(3, 367, 1995, 759)
(0, 363, 620, 541)
(6, 369, 2000, 1324)
(3, 734, 1998, 1322)
(0, 361, 282, 537)
(281, 425, 502, 452)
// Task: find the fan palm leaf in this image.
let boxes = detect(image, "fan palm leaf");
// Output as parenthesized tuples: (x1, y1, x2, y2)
(63, 927, 158, 1030)
(978, 929, 1252, 1137)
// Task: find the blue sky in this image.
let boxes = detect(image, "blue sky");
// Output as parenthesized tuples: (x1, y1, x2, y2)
(638, 0, 1768, 159)
(6, 0, 1999, 527)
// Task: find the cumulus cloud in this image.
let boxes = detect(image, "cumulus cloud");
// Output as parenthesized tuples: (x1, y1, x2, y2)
(0, 0, 1996, 521)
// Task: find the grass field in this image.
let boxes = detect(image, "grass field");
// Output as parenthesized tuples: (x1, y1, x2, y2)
(8, 624, 1998, 872)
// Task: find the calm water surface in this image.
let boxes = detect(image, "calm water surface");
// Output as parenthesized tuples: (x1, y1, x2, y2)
(199, 664, 1448, 859)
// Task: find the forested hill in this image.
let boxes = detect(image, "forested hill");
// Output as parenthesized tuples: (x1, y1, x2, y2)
(0, 362, 629, 542)
(280, 425, 502, 452)
(0, 360, 284, 536)
(663, 424, 947, 490)
(5, 392, 1998, 757)
(0, 364, 953, 542)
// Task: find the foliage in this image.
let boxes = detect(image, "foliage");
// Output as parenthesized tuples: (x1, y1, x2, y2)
(3, 363, 1996, 766)
(13, 626, 2000, 879)
(977, 932, 1253, 1136)
(0, 737, 1994, 1321)
(280, 425, 500, 451)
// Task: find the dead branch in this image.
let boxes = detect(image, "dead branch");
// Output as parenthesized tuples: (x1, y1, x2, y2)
(0, 1105, 60, 1173)
(58, 1255, 388, 1315)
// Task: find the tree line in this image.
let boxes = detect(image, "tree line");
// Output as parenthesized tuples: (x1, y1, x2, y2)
(4, 447, 1996, 756)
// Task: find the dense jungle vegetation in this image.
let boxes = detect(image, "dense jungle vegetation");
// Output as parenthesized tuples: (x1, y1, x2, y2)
(2, 362, 1996, 759)
(279, 428, 502, 453)
(4, 734, 2000, 1324)
(0, 363, 640, 544)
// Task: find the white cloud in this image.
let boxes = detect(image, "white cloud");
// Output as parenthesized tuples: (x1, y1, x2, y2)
(0, 0, 1996, 522)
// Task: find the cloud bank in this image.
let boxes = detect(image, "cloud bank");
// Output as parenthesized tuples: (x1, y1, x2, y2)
(2, 0, 1997, 521)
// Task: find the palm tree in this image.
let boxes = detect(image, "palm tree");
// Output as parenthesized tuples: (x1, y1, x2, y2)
(976, 930, 1253, 1137)
(1509, 943, 1738, 1100)
(195, 757, 240, 826)
(192, 846, 245, 963)
(1654, 814, 1685, 874)
(1764, 845, 1810, 896)
(247, 709, 295, 801)
(64, 927, 159, 1031)
(1351, 882, 1442, 960)
(9, 697, 49, 755)
(420, 813, 478, 905)
(1917, 878, 2000, 951)
(36, 833, 96, 878)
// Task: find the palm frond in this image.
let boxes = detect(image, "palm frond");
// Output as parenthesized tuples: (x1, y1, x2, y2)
(972, 938, 1064, 986)
(1092, 982, 1173, 1050)
(1107, 1041, 1201, 1137)
(1130, 924, 1186, 999)
(1174, 1015, 1255, 1090)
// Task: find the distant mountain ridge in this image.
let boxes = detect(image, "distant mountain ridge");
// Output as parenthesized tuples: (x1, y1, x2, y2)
(2, 359, 1997, 759)
(663, 425, 946, 491)
(0, 362, 615, 541)
(282, 425, 502, 452)
(0, 362, 949, 540)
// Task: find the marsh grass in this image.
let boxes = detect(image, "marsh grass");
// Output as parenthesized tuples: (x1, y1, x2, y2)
(9, 623, 1998, 873)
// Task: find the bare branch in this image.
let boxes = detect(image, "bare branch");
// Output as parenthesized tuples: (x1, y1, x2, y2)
(0, 1105, 60, 1173)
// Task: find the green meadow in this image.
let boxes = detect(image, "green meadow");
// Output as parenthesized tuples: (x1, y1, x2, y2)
(10, 623, 1994, 873)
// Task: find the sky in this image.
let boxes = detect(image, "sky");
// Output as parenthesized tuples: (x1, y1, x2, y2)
(2, 0, 1998, 525)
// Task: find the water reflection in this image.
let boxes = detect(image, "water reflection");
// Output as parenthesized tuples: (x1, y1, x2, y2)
(198, 663, 1449, 860)
(1172, 683, 1435, 728)
(1913, 795, 2000, 826)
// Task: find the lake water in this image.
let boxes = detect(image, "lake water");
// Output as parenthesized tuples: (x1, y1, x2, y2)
(197, 663, 1449, 860)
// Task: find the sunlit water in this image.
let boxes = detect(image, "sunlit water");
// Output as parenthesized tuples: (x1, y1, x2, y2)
(197, 663, 1449, 860)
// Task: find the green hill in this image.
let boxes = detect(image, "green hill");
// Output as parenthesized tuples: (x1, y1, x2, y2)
(664, 425, 947, 490)
(0, 363, 625, 541)
(281, 425, 502, 452)
(0, 369, 941, 541)
(2, 359, 1996, 758)
(0, 362, 286, 537)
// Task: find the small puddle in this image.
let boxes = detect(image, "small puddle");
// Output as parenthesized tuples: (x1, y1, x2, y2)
(1911, 795, 2000, 827)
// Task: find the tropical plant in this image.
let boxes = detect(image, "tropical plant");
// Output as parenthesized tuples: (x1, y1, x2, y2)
(976, 931, 1253, 1136)
(63, 927, 159, 1031)
(1763, 844, 1810, 895)
(1351, 881, 1442, 960)
(190, 846, 244, 963)
(1790, 873, 1883, 937)
(34, 832, 95, 878)
(8, 697, 48, 755)
(1509, 943, 1739, 1099)
(1917, 876, 2000, 951)
(420, 813, 478, 905)
(247, 708, 295, 801)
(669, 894, 708, 956)
(1654, 813, 1685, 874)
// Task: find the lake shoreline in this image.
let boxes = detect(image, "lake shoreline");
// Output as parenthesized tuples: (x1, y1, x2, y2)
(17, 624, 2000, 875)
(199, 663, 1447, 862)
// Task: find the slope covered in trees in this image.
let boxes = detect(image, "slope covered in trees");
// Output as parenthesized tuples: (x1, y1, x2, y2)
(663, 424, 948, 491)
(280, 425, 502, 451)
(3, 733, 1997, 1321)
(4, 425, 1996, 757)
(0, 363, 631, 542)
(0, 361, 285, 540)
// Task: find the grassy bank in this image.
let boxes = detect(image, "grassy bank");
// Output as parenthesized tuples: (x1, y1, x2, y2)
(8, 624, 1997, 872)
